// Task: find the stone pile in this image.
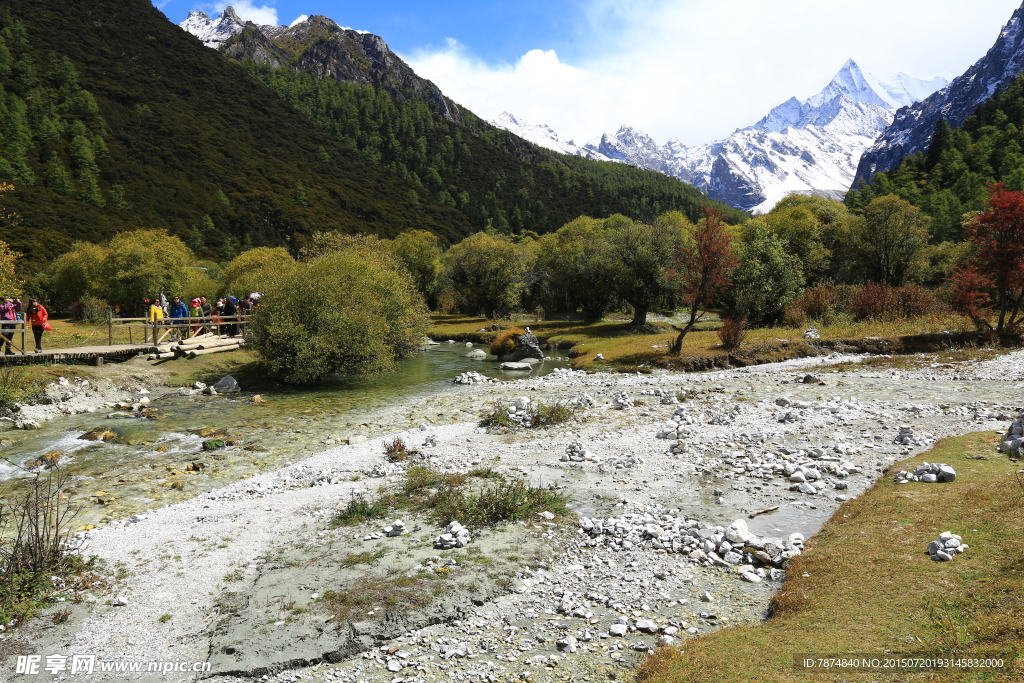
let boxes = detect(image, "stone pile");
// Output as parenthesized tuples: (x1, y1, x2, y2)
(611, 392, 634, 409)
(657, 407, 697, 439)
(893, 462, 956, 484)
(803, 327, 820, 339)
(561, 440, 594, 462)
(927, 531, 968, 561)
(435, 521, 471, 549)
(576, 510, 798, 580)
(504, 397, 535, 426)
(421, 434, 438, 448)
(570, 392, 596, 408)
(384, 520, 407, 537)
(544, 367, 587, 379)
(596, 455, 644, 473)
(638, 388, 679, 404)
(453, 371, 498, 385)
(999, 413, 1024, 456)
(893, 425, 934, 447)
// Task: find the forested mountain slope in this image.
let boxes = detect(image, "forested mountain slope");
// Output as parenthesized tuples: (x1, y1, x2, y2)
(847, 72, 1024, 242)
(0, 0, 474, 271)
(187, 10, 746, 233)
(854, 1, 1024, 186)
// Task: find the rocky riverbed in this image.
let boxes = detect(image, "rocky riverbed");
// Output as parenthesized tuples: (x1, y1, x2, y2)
(5, 348, 1024, 683)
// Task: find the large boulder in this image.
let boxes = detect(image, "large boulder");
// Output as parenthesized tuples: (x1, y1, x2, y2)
(503, 330, 544, 362)
(212, 375, 240, 393)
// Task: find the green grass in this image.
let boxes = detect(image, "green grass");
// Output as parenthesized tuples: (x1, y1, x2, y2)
(329, 465, 568, 528)
(479, 399, 580, 431)
(634, 432, 1024, 683)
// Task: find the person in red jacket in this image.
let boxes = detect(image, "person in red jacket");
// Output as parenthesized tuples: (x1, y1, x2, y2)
(25, 298, 49, 353)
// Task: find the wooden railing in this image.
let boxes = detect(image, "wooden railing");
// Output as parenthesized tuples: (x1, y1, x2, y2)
(0, 313, 251, 356)
(108, 313, 251, 346)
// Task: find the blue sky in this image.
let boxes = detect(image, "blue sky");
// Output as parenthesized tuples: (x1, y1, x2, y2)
(153, 0, 1024, 145)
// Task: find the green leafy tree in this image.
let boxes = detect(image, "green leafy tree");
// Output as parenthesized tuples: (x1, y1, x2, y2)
(219, 246, 296, 297)
(854, 195, 931, 286)
(391, 229, 445, 309)
(45, 241, 107, 310)
(533, 216, 617, 321)
(247, 248, 428, 384)
(728, 228, 805, 325)
(0, 239, 22, 296)
(442, 232, 534, 316)
(103, 230, 195, 311)
(605, 214, 684, 326)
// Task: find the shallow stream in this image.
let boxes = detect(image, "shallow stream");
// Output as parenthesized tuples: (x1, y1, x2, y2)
(0, 343, 569, 528)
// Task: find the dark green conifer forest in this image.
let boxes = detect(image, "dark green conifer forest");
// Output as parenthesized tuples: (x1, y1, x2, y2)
(0, 0, 742, 274)
(847, 73, 1024, 241)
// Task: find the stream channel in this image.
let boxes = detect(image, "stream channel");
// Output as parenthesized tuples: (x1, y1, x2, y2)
(0, 343, 570, 529)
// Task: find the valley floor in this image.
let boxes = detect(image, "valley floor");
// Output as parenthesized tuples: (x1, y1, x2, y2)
(5, 348, 1024, 683)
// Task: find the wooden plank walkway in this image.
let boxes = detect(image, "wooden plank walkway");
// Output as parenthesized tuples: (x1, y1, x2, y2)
(1, 343, 157, 365)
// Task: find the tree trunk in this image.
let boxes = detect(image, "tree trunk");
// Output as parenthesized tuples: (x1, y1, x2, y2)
(630, 306, 648, 327)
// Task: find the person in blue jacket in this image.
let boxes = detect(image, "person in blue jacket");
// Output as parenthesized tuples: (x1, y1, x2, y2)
(168, 295, 189, 339)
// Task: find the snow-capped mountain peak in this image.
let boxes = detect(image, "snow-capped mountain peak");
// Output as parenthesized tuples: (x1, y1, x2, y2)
(491, 58, 946, 214)
(179, 6, 289, 49)
(179, 8, 249, 49)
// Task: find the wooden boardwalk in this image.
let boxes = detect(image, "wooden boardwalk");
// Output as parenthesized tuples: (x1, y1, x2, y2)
(0, 343, 156, 365)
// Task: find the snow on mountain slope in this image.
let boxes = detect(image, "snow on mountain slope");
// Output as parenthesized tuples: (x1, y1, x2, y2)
(179, 7, 253, 49)
(492, 60, 945, 213)
(489, 112, 609, 159)
(856, 2, 1024, 185)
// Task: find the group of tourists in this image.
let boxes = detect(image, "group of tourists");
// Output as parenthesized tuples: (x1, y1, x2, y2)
(0, 296, 50, 353)
(145, 294, 258, 338)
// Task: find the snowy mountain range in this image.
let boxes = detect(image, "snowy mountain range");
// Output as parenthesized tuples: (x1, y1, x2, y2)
(492, 61, 946, 213)
(857, 1, 1024, 185)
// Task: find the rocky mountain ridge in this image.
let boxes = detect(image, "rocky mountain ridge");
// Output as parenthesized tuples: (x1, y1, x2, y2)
(855, 1, 1024, 185)
(493, 60, 945, 213)
(180, 8, 461, 122)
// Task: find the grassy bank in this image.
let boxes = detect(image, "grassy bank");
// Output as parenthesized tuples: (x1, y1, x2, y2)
(634, 431, 1024, 683)
(427, 314, 993, 371)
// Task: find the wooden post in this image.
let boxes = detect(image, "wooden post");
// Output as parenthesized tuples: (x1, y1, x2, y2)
(129, 324, 133, 345)
(107, 309, 113, 346)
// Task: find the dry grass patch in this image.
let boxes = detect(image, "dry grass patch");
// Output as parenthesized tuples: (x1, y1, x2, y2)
(635, 432, 1024, 683)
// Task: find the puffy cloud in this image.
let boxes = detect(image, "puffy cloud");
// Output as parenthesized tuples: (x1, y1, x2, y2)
(407, 0, 1022, 146)
(289, 14, 308, 28)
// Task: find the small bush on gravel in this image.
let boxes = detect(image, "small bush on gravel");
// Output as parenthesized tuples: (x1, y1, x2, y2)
(330, 494, 396, 527)
(329, 466, 567, 528)
(383, 437, 409, 462)
(479, 400, 579, 430)
(0, 466, 95, 629)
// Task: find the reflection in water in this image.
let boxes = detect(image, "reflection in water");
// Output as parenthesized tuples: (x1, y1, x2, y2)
(0, 344, 569, 528)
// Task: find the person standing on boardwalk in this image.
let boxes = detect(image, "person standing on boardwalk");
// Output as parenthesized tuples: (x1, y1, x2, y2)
(0, 295, 22, 354)
(25, 298, 49, 353)
(168, 295, 188, 340)
(222, 295, 238, 337)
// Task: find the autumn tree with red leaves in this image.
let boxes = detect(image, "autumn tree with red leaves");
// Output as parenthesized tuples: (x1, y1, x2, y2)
(950, 184, 1024, 334)
(667, 206, 738, 354)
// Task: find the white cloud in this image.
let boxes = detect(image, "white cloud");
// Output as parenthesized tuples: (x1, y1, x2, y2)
(289, 14, 309, 27)
(205, 1, 279, 26)
(407, 0, 1023, 146)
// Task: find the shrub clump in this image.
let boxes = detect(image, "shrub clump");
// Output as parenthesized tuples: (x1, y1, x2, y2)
(479, 399, 579, 430)
(717, 318, 747, 349)
(329, 465, 568, 528)
(247, 241, 428, 384)
(488, 328, 526, 357)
